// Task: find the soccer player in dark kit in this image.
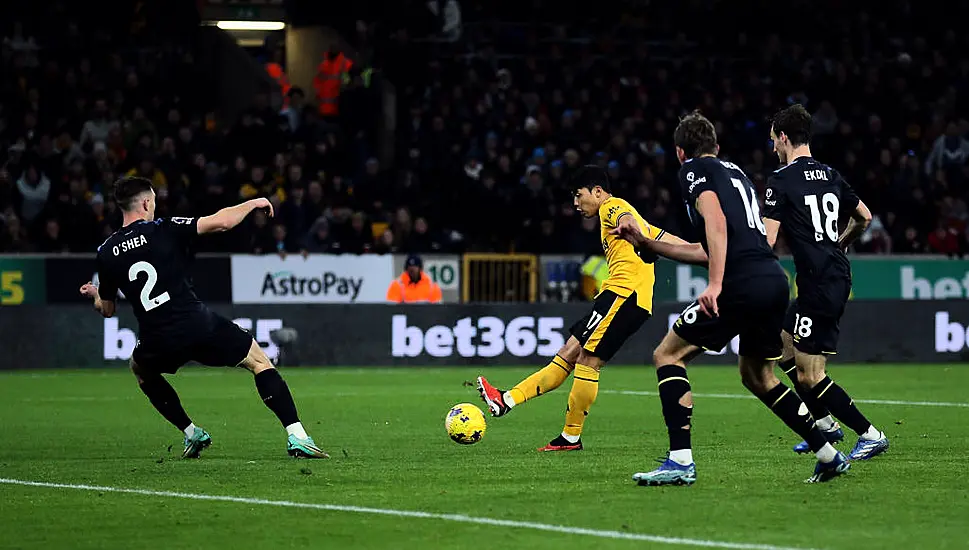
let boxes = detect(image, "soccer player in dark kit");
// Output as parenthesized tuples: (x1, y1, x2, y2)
(765, 104, 889, 460)
(613, 112, 850, 485)
(80, 176, 327, 459)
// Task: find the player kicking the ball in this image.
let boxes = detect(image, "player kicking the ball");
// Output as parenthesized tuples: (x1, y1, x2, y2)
(477, 165, 690, 451)
(765, 104, 889, 460)
(79, 176, 327, 459)
(614, 112, 849, 484)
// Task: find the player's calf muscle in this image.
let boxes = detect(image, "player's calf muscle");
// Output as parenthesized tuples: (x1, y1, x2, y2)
(794, 351, 827, 387)
(739, 357, 780, 395)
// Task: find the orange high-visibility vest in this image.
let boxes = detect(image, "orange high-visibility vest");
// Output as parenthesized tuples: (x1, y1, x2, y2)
(386, 271, 443, 303)
(313, 52, 353, 116)
(265, 62, 291, 106)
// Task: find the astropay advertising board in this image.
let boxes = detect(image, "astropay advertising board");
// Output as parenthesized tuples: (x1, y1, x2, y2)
(231, 254, 394, 303)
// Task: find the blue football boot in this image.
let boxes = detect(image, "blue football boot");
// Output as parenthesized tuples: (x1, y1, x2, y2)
(633, 457, 697, 486)
(848, 432, 889, 461)
(794, 422, 844, 454)
(806, 451, 850, 483)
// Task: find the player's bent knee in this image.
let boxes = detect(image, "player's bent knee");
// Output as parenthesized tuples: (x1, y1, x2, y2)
(239, 340, 274, 374)
(558, 337, 582, 364)
(575, 349, 604, 371)
(653, 332, 696, 367)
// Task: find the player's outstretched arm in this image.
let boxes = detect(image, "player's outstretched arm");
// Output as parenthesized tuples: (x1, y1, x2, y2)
(79, 282, 116, 318)
(838, 199, 872, 251)
(197, 198, 274, 234)
(647, 232, 708, 266)
(609, 219, 708, 266)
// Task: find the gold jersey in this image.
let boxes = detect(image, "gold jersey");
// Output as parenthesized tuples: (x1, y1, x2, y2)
(597, 196, 666, 311)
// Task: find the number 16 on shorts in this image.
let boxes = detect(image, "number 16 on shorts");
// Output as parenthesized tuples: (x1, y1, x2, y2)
(668, 303, 739, 356)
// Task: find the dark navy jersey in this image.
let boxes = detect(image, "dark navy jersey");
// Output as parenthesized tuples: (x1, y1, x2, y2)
(96, 217, 206, 343)
(678, 156, 780, 282)
(764, 157, 860, 282)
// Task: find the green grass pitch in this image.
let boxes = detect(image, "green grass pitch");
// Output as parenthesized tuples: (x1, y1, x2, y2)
(1, 364, 967, 549)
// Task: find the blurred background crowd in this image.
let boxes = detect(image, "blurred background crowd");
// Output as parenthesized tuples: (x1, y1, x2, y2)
(2, 0, 968, 257)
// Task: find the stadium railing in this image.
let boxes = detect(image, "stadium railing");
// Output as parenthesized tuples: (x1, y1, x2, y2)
(461, 253, 538, 303)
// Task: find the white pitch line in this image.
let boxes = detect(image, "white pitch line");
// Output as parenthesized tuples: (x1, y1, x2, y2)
(603, 390, 969, 408)
(0, 478, 815, 550)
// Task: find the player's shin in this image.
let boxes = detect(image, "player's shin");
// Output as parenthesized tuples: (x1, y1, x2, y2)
(138, 373, 193, 431)
(657, 365, 693, 465)
(506, 355, 574, 407)
(808, 376, 878, 438)
(781, 357, 834, 429)
(561, 364, 599, 442)
(758, 383, 837, 462)
(254, 368, 302, 433)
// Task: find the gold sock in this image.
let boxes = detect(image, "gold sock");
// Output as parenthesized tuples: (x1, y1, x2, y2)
(507, 355, 574, 406)
(562, 363, 599, 438)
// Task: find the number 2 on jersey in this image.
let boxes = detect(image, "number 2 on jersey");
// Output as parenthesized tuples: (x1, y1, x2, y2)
(730, 178, 767, 235)
(804, 193, 840, 242)
(128, 261, 171, 311)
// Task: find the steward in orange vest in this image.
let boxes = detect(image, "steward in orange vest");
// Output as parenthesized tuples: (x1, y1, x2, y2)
(265, 61, 292, 107)
(313, 47, 353, 117)
(386, 255, 443, 303)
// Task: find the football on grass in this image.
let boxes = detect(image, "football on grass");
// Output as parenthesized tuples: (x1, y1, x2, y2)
(445, 403, 487, 445)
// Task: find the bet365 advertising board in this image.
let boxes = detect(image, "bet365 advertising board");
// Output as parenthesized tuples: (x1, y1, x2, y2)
(3, 301, 968, 369)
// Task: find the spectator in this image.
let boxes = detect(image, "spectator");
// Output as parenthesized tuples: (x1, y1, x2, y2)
(856, 216, 893, 254)
(279, 183, 311, 239)
(2, 4, 969, 258)
(373, 228, 399, 254)
(927, 222, 961, 257)
(303, 217, 335, 253)
(36, 218, 68, 253)
(270, 223, 300, 257)
(339, 211, 372, 254)
(15, 164, 51, 224)
(0, 214, 30, 252)
(895, 226, 926, 254)
(386, 254, 442, 303)
(125, 155, 167, 191)
(246, 209, 275, 254)
(925, 122, 969, 177)
(281, 88, 306, 132)
(80, 99, 120, 147)
(406, 216, 443, 253)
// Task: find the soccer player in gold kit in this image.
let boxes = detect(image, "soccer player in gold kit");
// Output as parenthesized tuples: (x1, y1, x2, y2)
(477, 165, 690, 451)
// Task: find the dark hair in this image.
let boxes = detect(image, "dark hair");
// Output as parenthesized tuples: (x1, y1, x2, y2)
(570, 165, 611, 194)
(673, 110, 718, 159)
(113, 176, 154, 211)
(771, 104, 812, 147)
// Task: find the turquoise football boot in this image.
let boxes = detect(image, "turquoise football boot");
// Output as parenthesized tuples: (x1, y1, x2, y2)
(182, 427, 212, 459)
(287, 434, 329, 458)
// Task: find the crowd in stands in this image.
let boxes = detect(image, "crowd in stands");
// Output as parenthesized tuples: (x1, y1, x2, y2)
(2, 0, 969, 257)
